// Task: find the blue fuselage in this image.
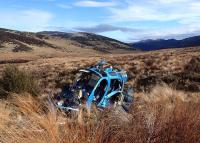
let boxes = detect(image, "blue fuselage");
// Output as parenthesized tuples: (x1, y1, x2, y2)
(85, 67, 127, 108)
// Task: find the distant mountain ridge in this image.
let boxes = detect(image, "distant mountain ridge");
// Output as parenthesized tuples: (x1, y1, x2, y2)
(131, 36, 200, 51)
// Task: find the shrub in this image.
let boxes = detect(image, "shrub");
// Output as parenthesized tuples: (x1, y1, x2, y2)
(0, 65, 40, 97)
(184, 56, 200, 73)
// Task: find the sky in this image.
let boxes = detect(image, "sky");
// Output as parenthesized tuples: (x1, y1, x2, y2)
(1, 0, 200, 42)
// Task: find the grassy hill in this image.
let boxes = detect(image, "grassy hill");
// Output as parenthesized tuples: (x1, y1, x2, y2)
(0, 28, 136, 61)
(37, 31, 134, 52)
(0, 28, 138, 64)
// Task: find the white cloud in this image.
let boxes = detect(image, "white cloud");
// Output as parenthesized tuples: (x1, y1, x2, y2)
(75, 0, 117, 7)
(189, 1, 200, 11)
(0, 9, 53, 31)
(120, 25, 200, 42)
(107, 0, 200, 41)
(57, 4, 72, 9)
(109, 1, 200, 22)
(20, 10, 53, 24)
(110, 6, 164, 22)
(155, 0, 189, 4)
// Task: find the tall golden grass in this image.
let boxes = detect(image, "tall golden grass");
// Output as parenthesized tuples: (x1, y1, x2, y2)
(0, 86, 200, 143)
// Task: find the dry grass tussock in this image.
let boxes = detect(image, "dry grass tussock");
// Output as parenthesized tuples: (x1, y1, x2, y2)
(0, 65, 40, 98)
(0, 86, 200, 143)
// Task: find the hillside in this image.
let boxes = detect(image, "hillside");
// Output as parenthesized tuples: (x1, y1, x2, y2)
(0, 28, 135, 58)
(0, 28, 55, 51)
(131, 36, 200, 51)
(37, 31, 133, 52)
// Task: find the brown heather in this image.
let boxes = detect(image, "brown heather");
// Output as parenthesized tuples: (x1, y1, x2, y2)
(0, 65, 40, 98)
(0, 86, 200, 143)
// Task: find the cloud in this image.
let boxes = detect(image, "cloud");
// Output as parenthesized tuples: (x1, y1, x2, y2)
(20, 10, 53, 24)
(0, 9, 53, 31)
(105, 0, 200, 41)
(110, 6, 164, 22)
(126, 25, 200, 42)
(155, 0, 189, 4)
(74, 24, 140, 33)
(109, 0, 200, 22)
(75, 1, 117, 7)
(57, 4, 72, 9)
